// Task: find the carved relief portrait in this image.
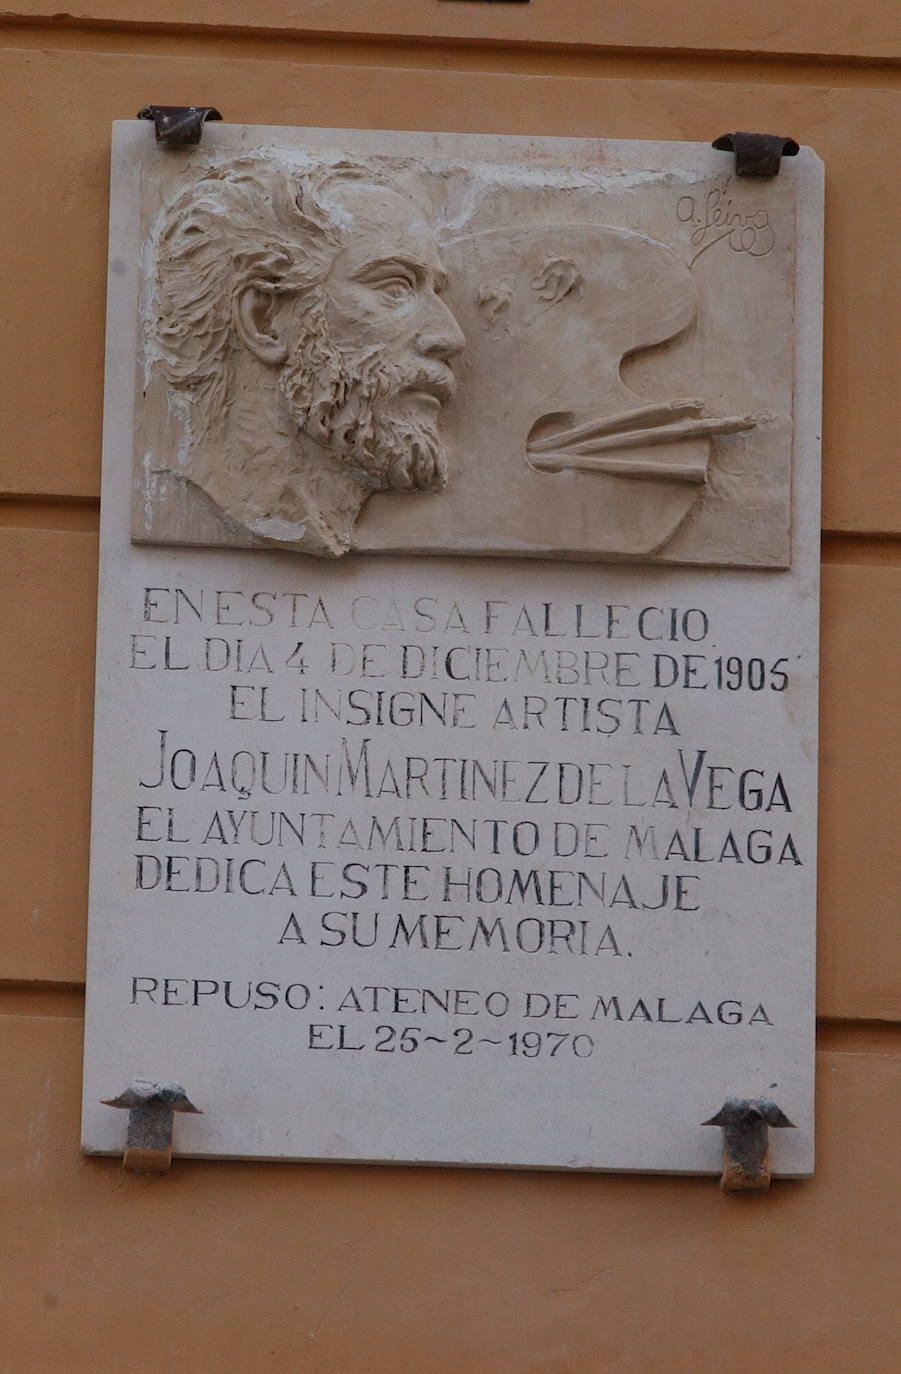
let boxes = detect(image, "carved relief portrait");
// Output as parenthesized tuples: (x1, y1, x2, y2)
(140, 156, 463, 557)
(134, 135, 797, 567)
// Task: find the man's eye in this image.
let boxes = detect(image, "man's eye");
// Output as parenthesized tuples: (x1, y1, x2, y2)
(375, 277, 415, 303)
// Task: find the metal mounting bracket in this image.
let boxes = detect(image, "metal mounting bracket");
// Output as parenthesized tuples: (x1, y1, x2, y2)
(704, 1097, 795, 1194)
(712, 132, 800, 178)
(137, 105, 223, 148)
(102, 1079, 202, 1172)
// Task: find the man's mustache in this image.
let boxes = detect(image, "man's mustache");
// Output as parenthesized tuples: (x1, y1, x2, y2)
(394, 363, 457, 408)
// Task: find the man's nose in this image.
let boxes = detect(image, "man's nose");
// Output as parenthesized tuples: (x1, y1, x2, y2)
(416, 294, 465, 362)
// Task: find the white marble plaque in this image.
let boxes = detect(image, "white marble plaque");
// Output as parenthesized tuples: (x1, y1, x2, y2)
(82, 123, 822, 1175)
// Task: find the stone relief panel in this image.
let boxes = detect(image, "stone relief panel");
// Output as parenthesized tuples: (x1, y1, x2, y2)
(133, 134, 798, 567)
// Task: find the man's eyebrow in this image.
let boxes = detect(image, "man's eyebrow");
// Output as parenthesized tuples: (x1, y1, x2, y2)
(354, 255, 422, 276)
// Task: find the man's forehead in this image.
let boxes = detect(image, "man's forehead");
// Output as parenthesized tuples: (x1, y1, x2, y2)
(322, 180, 446, 275)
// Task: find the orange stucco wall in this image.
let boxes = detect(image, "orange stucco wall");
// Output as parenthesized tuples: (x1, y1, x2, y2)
(1, 6, 900, 1370)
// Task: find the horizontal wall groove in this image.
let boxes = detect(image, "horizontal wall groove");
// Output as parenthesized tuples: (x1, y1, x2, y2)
(816, 1019, 901, 1054)
(0, 981, 85, 1018)
(0, 496, 100, 531)
(821, 532, 901, 565)
(1, 17, 900, 87)
(1, 988, 898, 1047)
(3, 503, 901, 557)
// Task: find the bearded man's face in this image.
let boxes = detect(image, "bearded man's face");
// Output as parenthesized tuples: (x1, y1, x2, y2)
(279, 181, 464, 492)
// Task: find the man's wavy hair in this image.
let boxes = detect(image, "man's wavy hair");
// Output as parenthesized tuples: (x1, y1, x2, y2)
(152, 154, 397, 433)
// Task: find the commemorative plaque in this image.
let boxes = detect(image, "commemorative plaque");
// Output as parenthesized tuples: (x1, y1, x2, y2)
(82, 123, 822, 1174)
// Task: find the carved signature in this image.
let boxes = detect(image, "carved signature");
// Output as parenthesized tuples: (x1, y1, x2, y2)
(676, 183, 776, 267)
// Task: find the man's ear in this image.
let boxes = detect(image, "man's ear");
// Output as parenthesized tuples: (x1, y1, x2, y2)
(233, 283, 290, 366)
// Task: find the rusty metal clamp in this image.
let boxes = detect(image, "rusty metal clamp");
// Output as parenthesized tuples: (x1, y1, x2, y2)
(102, 1079, 202, 1172)
(712, 132, 800, 178)
(704, 1097, 795, 1194)
(137, 105, 223, 147)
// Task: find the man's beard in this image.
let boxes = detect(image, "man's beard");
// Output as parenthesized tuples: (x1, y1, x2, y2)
(280, 335, 452, 492)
